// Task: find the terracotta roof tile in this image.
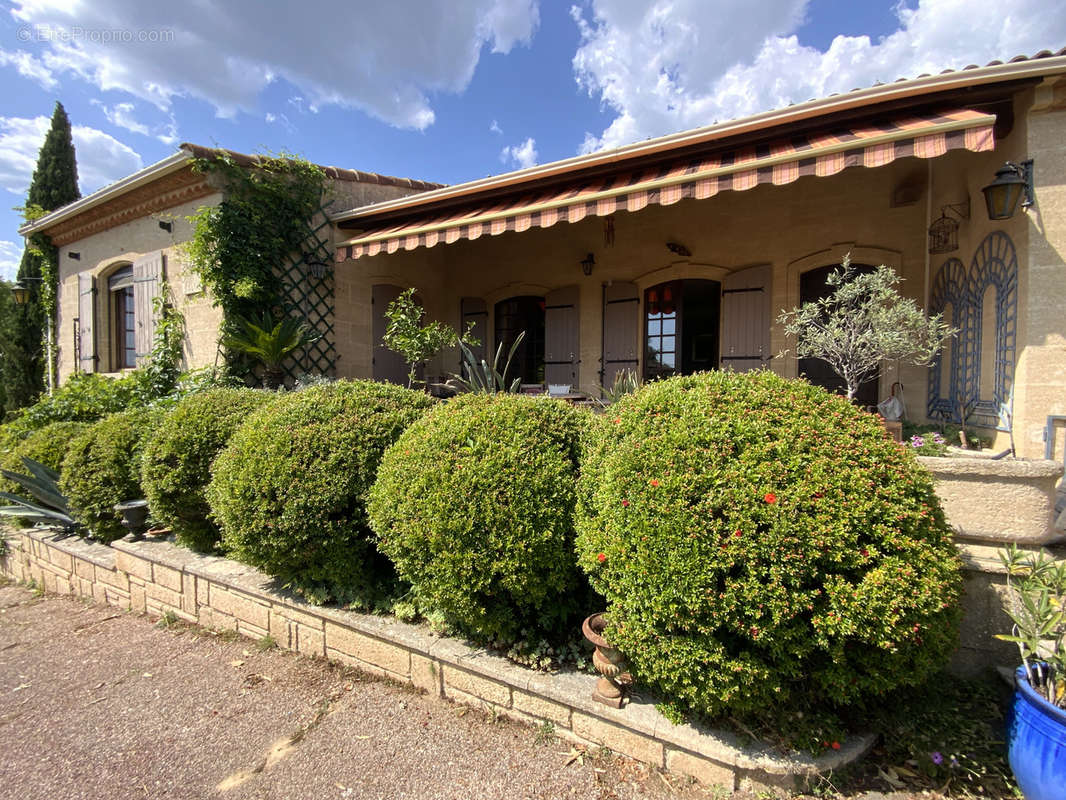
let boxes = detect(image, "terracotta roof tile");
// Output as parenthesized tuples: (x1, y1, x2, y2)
(178, 143, 444, 191)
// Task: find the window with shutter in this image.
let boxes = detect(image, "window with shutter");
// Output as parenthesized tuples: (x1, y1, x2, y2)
(544, 286, 579, 387)
(460, 297, 487, 373)
(78, 272, 96, 373)
(601, 282, 638, 387)
(720, 265, 771, 373)
(132, 251, 165, 365)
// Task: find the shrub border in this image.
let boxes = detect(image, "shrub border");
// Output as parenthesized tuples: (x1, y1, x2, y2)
(0, 526, 873, 793)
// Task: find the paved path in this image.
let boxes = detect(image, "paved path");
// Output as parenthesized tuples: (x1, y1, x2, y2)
(0, 585, 707, 800)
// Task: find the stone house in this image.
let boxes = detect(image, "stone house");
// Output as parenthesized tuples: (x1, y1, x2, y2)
(19, 51, 1066, 464)
(333, 50, 1066, 466)
(18, 144, 438, 383)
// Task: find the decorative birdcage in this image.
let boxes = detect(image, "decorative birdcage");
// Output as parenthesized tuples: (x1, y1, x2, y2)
(928, 201, 970, 255)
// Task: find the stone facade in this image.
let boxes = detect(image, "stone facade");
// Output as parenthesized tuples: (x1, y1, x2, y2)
(332, 82, 1066, 461)
(0, 526, 875, 793)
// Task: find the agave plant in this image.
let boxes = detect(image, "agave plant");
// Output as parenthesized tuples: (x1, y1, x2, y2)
(595, 369, 642, 408)
(222, 312, 320, 389)
(449, 331, 525, 394)
(0, 457, 81, 536)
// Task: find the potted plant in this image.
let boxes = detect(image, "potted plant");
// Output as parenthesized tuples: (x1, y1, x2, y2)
(996, 544, 1066, 800)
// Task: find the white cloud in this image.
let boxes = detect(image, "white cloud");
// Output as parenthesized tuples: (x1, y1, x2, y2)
(0, 115, 144, 197)
(500, 136, 538, 168)
(91, 100, 150, 136)
(9, 0, 540, 130)
(572, 0, 1066, 153)
(0, 240, 21, 281)
(490, 119, 503, 134)
(0, 48, 57, 88)
(265, 112, 296, 133)
(156, 117, 179, 146)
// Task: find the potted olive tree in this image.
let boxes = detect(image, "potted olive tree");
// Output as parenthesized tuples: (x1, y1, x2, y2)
(777, 256, 954, 409)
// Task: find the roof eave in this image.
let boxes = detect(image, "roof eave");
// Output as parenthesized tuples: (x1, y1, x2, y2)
(333, 54, 1066, 227)
(17, 151, 194, 237)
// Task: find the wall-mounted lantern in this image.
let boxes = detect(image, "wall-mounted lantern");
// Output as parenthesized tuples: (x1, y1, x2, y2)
(981, 160, 1034, 220)
(10, 275, 41, 305)
(302, 252, 331, 279)
(581, 253, 595, 276)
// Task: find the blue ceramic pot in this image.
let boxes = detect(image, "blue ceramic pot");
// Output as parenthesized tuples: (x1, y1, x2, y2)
(1007, 664, 1066, 800)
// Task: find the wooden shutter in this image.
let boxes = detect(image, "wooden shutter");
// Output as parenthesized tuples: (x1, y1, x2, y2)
(460, 297, 487, 371)
(544, 286, 579, 387)
(78, 272, 96, 373)
(372, 284, 410, 385)
(132, 251, 165, 364)
(601, 281, 639, 387)
(719, 265, 770, 373)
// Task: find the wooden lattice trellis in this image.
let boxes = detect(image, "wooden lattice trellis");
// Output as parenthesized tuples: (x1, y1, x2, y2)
(276, 202, 337, 381)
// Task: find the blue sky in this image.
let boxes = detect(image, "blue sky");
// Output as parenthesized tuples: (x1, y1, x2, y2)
(1, 0, 1064, 279)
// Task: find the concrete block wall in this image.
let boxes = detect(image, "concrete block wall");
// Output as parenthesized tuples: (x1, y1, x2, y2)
(0, 527, 874, 794)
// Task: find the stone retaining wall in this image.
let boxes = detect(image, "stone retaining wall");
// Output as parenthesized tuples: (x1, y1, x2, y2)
(0, 526, 872, 794)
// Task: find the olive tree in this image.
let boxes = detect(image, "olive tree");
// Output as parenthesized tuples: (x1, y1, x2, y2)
(383, 288, 475, 388)
(778, 257, 955, 401)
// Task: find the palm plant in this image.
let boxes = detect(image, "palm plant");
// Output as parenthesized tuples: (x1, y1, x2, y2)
(222, 312, 319, 389)
(450, 331, 525, 394)
(0, 457, 81, 536)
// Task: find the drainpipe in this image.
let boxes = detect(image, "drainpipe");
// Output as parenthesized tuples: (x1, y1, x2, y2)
(924, 159, 933, 310)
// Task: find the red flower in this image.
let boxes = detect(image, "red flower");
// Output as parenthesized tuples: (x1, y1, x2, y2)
(613, 417, 621, 425)
(733, 529, 742, 538)
(763, 492, 777, 504)
(650, 479, 660, 487)
(621, 499, 630, 508)
(597, 552, 607, 563)
(861, 548, 870, 557)
(831, 741, 841, 750)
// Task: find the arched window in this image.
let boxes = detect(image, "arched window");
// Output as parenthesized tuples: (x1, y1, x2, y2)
(107, 265, 136, 369)
(927, 232, 1017, 429)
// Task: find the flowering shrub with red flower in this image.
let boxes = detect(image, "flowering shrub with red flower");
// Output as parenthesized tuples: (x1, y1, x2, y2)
(368, 394, 592, 642)
(207, 381, 433, 605)
(576, 370, 961, 719)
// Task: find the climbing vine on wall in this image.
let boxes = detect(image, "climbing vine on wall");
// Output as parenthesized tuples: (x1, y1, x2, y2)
(184, 150, 328, 373)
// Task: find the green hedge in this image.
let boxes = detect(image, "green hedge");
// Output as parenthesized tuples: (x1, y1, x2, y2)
(60, 407, 164, 543)
(576, 371, 961, 719)
(207, 380, 434, 605)
(0, 421, 90, 507)
(140, 388, 275, 552)
(368, 394, 590, 642)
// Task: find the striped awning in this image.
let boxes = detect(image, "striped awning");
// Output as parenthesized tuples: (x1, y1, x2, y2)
(338, 108, 995, 260)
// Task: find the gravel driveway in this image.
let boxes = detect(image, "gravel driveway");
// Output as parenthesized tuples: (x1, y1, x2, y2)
(0, 584, 707, 800)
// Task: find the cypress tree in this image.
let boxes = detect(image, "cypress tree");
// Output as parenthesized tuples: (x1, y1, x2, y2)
(8, 101, 80, 412)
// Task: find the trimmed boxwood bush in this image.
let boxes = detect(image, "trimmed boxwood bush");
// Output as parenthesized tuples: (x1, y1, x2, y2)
(141, 388, 274, 552)
(0, 421, 90, 490)
(368, 394, 590, 642)
(576, 371, 961, 720)
(60, 407, 165, 543)
(207, 380, 434, 605)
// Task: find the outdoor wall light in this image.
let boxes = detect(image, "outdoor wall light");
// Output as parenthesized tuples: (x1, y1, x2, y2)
(303, 252, 331, 279)
(982, 160, 1034, 220)
(581, 253, 596, 276)
(9, 275, 41, 306)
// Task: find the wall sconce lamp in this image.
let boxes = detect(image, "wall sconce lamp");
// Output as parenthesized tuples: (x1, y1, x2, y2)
(10, 275, 42, 306)
(981, 160, 1034, 220)
(302, 252, 331, 279)
(158, 220, 173, 232)
(928, 200, 970, 254)
(581, 253, 595, 276)
(68, 251, 80, 260)
(666, 242, 691, 258)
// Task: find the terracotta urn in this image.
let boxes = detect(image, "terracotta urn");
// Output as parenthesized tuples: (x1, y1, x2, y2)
(582, 612, 627, 709)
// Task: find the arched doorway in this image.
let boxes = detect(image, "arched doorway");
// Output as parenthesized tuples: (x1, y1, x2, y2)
(643, 279, 721, 381)
(494, 295, 545, 384)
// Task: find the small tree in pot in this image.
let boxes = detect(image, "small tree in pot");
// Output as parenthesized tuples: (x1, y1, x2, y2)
(778, 257, 954, 402)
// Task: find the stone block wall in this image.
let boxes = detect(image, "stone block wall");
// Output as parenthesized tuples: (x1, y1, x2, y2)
(0, 527, 873, 794)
